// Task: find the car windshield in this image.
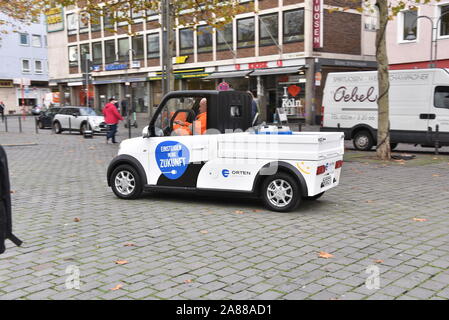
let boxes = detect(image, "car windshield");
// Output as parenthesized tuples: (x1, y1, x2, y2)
(79, 108, 98, 116)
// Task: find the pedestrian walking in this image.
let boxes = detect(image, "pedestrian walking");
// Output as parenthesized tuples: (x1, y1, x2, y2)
(247, 91, 259, 121)
(103, 98, 124, 144)
(0, 101, 5, 122)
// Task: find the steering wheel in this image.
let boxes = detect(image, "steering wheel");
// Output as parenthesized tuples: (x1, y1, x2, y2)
(169, 109, 196, 134)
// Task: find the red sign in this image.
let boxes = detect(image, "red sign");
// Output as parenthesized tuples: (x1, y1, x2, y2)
(313, 0, 323, 49)
(248, 62, 268, 69)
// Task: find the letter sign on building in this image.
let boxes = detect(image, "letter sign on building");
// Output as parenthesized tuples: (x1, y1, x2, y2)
(313, 0, 323, 49)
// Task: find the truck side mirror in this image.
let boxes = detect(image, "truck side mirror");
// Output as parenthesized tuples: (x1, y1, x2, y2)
(142, 125, 150, 138)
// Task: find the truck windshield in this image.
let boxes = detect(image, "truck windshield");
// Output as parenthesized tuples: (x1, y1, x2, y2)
(154, 96, 204, 136)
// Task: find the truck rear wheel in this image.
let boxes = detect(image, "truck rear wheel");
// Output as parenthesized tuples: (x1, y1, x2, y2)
(353, 130, 374, 151)
(261, 172, 301, 212)
(110, 164, 143, 199)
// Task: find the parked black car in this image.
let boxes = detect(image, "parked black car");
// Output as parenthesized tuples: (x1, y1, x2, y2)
(36, 107, 61, 129)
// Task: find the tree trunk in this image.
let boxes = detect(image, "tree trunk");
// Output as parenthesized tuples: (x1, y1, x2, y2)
(375, 1, 391, 160)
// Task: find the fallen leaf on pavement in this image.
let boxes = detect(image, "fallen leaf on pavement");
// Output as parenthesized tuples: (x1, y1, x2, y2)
(252, 209, 264, 213)
(432, 174, 440, 177)
(235, 210, 244, 214)
(124, 242, 136, 247)
(114, 260, 128, 265)
(413, 218, 427, 222)
(88, 146, 96, 150)
(366, 200, 374, 203)
(73, 217, 81, 222)
(184, 279, 192, 284)
(199, 230, 209, 234)
(374, 259, 384, 264)
(110, 284, 123, 291)
(318, 251, 334, 259)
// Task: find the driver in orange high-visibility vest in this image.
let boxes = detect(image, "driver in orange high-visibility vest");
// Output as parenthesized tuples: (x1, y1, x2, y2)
(174, 97, 207, 135)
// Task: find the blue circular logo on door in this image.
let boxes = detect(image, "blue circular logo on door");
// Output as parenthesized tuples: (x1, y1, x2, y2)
(155, 141, 190, 180)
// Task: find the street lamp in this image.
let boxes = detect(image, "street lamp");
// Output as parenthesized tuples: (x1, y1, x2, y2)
(125, 48, 136, 139)
(406, 11, 449, 68)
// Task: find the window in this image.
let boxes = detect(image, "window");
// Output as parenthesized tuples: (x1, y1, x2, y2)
(131, 9, 144, 22)
(147, 33, 160, 58)
(216, 23, 233, 51)
(434, 86, 449, 109)
(79, 12, 89, 33)
(402, 10, 417, 41)
(103, 13, 114, 30)
(92, 42, 103, 65)
(283, 9, 304, 43)
(35, 60, 43, 74)
(197, 25, 212, 53)
(237, 17, 255, 48)
(146, 9, 158, 20)
(22, 59, 30, 73)
(118, 38, 130, 62)
(132, 35, 144, 60)
(91, 15, 101, 32)
(67, 13, 78, 35)
(117, 9, 129, 27)
(259, 13, 278, 46)
(154, 96, 206, 136)
(440, 5, 449, 37)
(68, 46, 78, 66)
(19, 33, 29, 45)
(180, 28, 194, 55)
(32, 35, 42, 47)
(80, 43, 90, 69)
(104, 40, 116, 64)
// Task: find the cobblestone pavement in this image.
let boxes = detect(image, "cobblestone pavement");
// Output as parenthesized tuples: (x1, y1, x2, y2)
(1, 118, 449, 300)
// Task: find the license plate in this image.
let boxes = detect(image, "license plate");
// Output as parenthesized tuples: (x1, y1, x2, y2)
(321, 175, 332, 188)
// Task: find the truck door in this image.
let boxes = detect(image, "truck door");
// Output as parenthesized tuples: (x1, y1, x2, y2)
(428, 85, 449, 144)
(146, 96, 211, 188)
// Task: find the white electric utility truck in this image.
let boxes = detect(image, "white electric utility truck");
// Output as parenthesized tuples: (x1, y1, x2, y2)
(107, 91, 344, 212)
(321, 68, 449, 150)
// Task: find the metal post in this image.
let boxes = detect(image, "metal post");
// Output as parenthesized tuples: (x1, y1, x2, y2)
(435, 124, 440, 155)
(69, 117, 72, 134)
(35, 117, 38, 134)
(4, 116, 7, 132)
(18, 116, 22, 133)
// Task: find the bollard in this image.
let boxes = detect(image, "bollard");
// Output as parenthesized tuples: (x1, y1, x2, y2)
(4, 117, 7, 132)
(435, 124, 440, 155)
(35, 117, 39, 134)
(18, 116, 22, 133)
(69, 117, 72, 134)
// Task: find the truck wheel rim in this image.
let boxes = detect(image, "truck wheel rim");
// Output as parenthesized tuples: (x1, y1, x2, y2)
(267, 179, 293, 208)
(356, 136, 368, 148)
(115, 171, 135, 195)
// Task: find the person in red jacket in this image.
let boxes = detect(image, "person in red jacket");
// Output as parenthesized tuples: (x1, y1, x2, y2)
(103, 98, 124, 144)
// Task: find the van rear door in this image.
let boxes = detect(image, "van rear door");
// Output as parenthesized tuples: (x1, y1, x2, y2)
(429, 85, 449, 144)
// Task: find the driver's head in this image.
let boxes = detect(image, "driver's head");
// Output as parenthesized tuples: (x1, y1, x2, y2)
(199, 98, 207, 114)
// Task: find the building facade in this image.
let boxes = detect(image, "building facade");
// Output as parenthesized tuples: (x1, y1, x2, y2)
(48, 0, 377, 124)
(0, 13, 50, 114)
(387, 0, 449, 70)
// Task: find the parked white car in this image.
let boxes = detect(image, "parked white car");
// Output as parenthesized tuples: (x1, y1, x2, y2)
(53, 107, 108, 135)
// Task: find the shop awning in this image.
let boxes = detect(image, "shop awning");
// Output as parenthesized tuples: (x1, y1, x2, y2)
(250, 66, 304, 76)
(204, 70, 253, 79)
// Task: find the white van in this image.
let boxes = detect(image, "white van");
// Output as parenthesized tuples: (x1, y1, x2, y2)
(321, 68, 449, 150)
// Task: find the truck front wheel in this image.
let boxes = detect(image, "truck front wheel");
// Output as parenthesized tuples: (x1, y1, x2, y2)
(261, 173, 301, 212)
(110, 164, 143, 199)
(353, 130, 374, 151)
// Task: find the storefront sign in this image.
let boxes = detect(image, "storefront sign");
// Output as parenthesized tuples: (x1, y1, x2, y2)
(0, 80, 13, 88)
(175, 56, 189, 64)
(105, 63, 128, 71)
(45, 7, 64, 33)
(313, 0, 323, 49)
